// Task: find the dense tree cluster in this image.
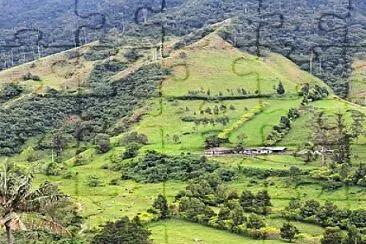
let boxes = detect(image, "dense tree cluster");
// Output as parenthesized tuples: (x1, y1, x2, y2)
(174, 175, 276, 240)
(121, 151, 235, 183)
(283, 199, 366, 229)
(0, 63, 165, 156)
(300, 84, 329, 104)
(91, 216, 151, 244)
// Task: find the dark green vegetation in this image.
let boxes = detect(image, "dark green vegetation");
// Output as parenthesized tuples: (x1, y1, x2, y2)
(2, 0, 366, 98)
(0, 62, 165, 155)
(0, 1, 366, 243)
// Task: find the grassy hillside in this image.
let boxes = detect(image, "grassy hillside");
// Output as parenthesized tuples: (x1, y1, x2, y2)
(128, 33, 335, 152)
(161, 34, 331, 97)
(1, 26, 366, 244)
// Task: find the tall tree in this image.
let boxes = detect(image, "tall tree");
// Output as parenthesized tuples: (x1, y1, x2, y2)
(52, 130, 68, 159)
(0, 162, 70, 244)
(311, 112, 332, 165)
(149, 194, 170, 219)
(277, 81, 286, 95)
(331, 113, 352, 165)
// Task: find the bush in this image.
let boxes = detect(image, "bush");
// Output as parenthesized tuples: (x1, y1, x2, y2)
(22, 72, 41, 81)
(109, 178, 120, 185)
(0, 82, 23, 100)
(249, 227, 279, 240)
(246, 214, 266, 229)
(42, 161, 64, 176)
(94, 133, 111, 154)
(86, 175, 103, 187)
(123, 143, 141, 159)
(21, 146, 40, 162)
(120, 132, 148, 146)
(91, 216, 151, 244)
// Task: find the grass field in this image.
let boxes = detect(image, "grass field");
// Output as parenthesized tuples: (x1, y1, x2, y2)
(161, 34, 330, 97)
(28, 149, 186, 228)
(149, 219, 285, 244)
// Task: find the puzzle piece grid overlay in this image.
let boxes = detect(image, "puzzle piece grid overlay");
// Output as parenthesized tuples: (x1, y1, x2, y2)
(0, 0, 366, 241)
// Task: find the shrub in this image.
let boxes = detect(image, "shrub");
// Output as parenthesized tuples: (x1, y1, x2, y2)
(123, 143, 141, 159)
(42, 161, 64, 176)
(91, 216, 151, 244)
(94, 133, 111, 154)
(86, 175, 103, 187)
(21, 146, 40, 162)
(0, 82, 23, 100)
(22, 72, 41, 81)
(246, 214, 266, 229)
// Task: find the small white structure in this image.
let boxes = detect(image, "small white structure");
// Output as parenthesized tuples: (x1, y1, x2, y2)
(204, 147, 287, 156)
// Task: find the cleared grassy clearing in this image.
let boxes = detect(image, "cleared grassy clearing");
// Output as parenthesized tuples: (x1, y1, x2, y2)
(149, 219, 285, 244)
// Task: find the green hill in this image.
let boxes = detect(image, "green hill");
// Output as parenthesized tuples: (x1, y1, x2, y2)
(1, 26, 366, 244)
(129, 33, 335, 151)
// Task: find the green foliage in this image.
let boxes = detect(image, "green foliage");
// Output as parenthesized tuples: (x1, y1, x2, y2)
(0, 63, 165, 156)
(122, 151, 225, 183)
(283, 199, 366, 229)
(321, 227, 345, 244)
(246, 214, 266, 230)
(345, 225, 363, 244)
(20, 146, 40, 162)
(91, 216, 151, 244)
(84, 46, 119, 61)
(22, 72, 41, 81)
(178, 197, 215, 225)
(120, 132, 148, 146)
(266, 108, 300, 146)
(176, 173, 228, 206)
(276, 81, 285, 95)
(122, 143, 141, 159)
(94, 134, 111, 154)
(86, 175, 103, 187)
(204, 135, 229, 149)
(239, 190, 272, 215)
(0, 82, 23, 100)
(42, 161, 65, 176)
(240, 167, 298, 179)
(148, 194, 170, 220)
(52, 130, 69, 158)
(280, 222, 300, 242)
(124, 49, 143, 62)
(300, 84, 329, 104)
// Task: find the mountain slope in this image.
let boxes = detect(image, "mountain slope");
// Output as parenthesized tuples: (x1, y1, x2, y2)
(129, 33, 336, 151)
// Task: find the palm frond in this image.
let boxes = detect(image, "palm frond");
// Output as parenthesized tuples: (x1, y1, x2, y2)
(22, 182, 68, 211)
(21, 214, 72, 237)
(9, 175, 32, 210)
